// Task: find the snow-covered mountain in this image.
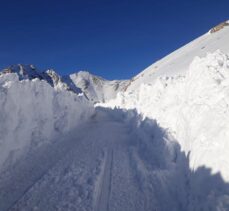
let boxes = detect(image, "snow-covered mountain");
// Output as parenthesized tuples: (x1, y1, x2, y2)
(0, 65, 128, 103)
(1, 21, 229, 211)
(68, 71, 129, 103)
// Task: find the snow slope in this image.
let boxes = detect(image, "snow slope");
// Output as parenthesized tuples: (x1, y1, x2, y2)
(126, 21, 229, 91)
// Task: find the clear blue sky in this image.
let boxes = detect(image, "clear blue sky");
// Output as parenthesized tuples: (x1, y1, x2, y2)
(0, 0, 228, 79)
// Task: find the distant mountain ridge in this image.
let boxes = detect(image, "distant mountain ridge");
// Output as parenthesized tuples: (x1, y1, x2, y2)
(0, 64, 129, 103)
(0, 64, 74, 92)
(68, 71, 129, 103)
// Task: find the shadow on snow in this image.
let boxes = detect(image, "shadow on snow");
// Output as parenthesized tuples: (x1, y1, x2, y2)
(96, 106, 229, 211)
(0, 106, 228, 211)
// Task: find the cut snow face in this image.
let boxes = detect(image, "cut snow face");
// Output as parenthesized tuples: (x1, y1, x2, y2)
(0, 73, 94, 171)
(125, 20, 229, 91)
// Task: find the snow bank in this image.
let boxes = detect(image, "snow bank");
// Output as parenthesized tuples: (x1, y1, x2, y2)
(102, 50, 229, 181)
(0, 73, 94, 171)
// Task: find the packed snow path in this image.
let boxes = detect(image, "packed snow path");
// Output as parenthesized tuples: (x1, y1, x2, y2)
(0, 109, 150, 211)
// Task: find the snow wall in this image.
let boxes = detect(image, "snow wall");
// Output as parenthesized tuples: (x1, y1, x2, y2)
(103, 50, 229, 182)
(0, 73, 94, 171)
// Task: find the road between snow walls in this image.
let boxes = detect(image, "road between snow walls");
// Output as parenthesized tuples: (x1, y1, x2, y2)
(0, 104, 229, 210)
(0, 51, 229, 211)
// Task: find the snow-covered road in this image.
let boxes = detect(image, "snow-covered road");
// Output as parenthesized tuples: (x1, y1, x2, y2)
(1, 108, 229, 211)
(0, 108, 153, 211)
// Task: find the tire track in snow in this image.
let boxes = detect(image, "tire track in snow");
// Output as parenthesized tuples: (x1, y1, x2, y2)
(94, 148, 113, 211)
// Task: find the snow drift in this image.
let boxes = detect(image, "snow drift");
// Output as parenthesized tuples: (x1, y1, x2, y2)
(0, 73, 94, 172)
(0, 64, 129, 104)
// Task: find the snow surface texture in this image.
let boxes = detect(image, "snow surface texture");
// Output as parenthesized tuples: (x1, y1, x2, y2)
(0, 73, 93, 172)
(103, 50, 229, 183)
